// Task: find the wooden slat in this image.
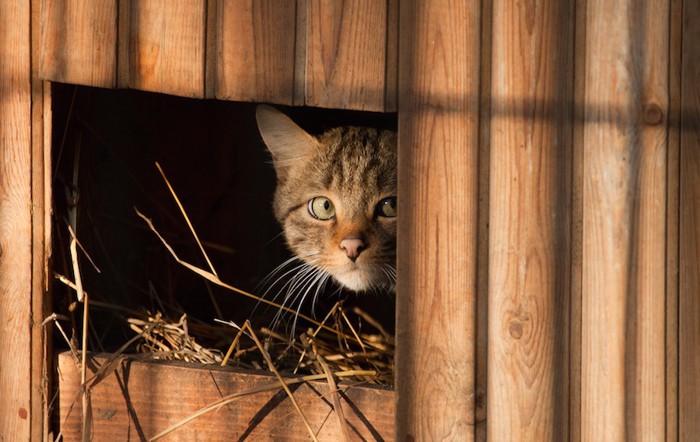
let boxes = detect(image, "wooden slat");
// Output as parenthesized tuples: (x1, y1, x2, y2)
(487, 0, 573, 439)
(58, 353, 394, 441)
(121, 0, 206, 98)
(0, 0, 32, 438)
(293, 0, 309, 106)
(32, 0, 52, 438)
(679, 0, 700, 436)
(475, 0, 493, 438)
(396, 0, 480, 439)
(581, 0, 669, 439)
(570, 0, 587, 439)
(214, 0, 296, 104)
(666, 0, 683, 440)
(384, 0, 399, 112)
(304, 0, 389, 111)
(40, 0, 118, 87)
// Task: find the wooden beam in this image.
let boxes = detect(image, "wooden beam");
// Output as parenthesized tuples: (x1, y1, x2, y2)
(58, 353, 394, 440)
(396, 0, 480, 439)
(581, 0, 669, 439)
(679, 0, 700, 436)
(0, 0, 33, 438)
(487, 0, 574, 439)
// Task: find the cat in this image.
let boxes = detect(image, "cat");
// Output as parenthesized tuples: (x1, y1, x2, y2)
(256, 105, 397, 301)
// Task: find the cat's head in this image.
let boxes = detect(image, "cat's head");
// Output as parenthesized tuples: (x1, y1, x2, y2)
(256, 105, 397, 292)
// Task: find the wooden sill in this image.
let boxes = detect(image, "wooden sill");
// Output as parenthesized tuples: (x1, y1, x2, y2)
(58, 352, 394, 441)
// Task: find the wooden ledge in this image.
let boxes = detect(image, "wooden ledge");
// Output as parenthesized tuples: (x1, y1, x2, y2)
(58, 352, 394, 441)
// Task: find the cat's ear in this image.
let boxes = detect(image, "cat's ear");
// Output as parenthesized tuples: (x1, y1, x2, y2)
(256, 105, 318, 181)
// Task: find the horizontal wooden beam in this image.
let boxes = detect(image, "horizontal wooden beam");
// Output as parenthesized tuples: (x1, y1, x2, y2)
(58, 352, 394, 440)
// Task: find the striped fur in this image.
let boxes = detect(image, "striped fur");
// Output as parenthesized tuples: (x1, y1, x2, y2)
(257, 106, 397, 293)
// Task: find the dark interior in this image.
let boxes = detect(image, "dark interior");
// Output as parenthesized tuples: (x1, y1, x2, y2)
(51, 84, 397, 352)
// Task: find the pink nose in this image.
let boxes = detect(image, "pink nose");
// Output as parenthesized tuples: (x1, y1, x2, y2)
(340, 238, 366, 261)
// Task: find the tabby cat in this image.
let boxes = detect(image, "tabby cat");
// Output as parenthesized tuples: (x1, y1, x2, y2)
(256, 105, 397, 299)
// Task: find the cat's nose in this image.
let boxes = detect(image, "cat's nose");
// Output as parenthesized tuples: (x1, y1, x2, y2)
(340, 238, 365, 262)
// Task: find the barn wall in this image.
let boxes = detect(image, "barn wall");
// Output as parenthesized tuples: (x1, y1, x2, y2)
(0, 0, 49, 439)
(0, 0, 697, 439)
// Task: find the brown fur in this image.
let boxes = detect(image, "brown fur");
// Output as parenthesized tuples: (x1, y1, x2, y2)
(257, 106, 397, 292)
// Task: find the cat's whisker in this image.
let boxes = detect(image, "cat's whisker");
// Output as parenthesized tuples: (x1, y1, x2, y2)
(269, 262, 321, 332)
(256, 255, 302, 293)
(290, 267, 329, 337)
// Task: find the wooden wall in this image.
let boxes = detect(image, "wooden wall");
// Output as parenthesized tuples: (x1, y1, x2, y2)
(0, 0, 50, 440)
(40, 0, 398, 112)
(0, 0, 698, 440)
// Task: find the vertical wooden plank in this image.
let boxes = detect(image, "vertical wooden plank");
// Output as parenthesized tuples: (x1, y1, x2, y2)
(293, 0, 308, 106)
(0, 0, 32, 439)
(205, 0, 218, 99)
(40, 0, 118, 87)
(215, 0, 296, 104)
(570, 0, 587, 439)
(396, 0, 480, 440)
(124, 0, 206, 98)
(305, 0, 388, 111)
(679, 0, 700, 437)
(384, 0, 398, 112)
(666, 0, 683, 440)
(475, 0, 493, 439)
(32, 0, 52, 438)
(581, 0, 669, 439)
(487, 0, 573, 439)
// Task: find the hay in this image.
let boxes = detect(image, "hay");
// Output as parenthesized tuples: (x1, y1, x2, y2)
(52, 158, 394, 438)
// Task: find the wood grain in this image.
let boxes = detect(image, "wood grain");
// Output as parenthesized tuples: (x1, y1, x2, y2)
(475, 0, 493, 438)
(215, 0, 296, 104)
(666, 0, 683, 439)
(679, 0, 700, 436)
(384, 0, 399, 112)
(0, 0, 33, 438)
(396, 0, 480, 440)
(569, 0, 587, 439)
(122, 0, 206, 98)
(487, 0, 573, 439)
(32, 0, 53, 438)
(40, 0, 118, 87)
(304, 0, 389, 111)
(581, 0, 669, 439)
(58, 352, 394, 441)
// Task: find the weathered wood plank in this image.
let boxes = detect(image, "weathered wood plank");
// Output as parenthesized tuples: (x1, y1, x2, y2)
(32, 0, 53, 438)
(0, 0, 33, 438)
(58, 353, 394, 441)
(384, 0, 398, 112)
(304, 0, 389, 111)
(396, 0, 480, 439)
(679, 0, 700, 437)
(569, 0, 586, 439)
(214, 0, 296, 104)
(121, 0, 206, 98)
(487, 0, 573, 439)
(40, 0, 118, 87)
(581, 0, 669, 439)
(666, 0, 683, 440)
(475, 0, 493, 438)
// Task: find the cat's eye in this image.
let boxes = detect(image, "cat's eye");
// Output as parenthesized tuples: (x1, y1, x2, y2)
(376, 197, 397, 218)
(308, 196, 336, 220)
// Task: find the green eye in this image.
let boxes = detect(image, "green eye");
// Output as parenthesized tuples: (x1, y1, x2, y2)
(308, 196, 336, 220)
(376, 197, 397, 218)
